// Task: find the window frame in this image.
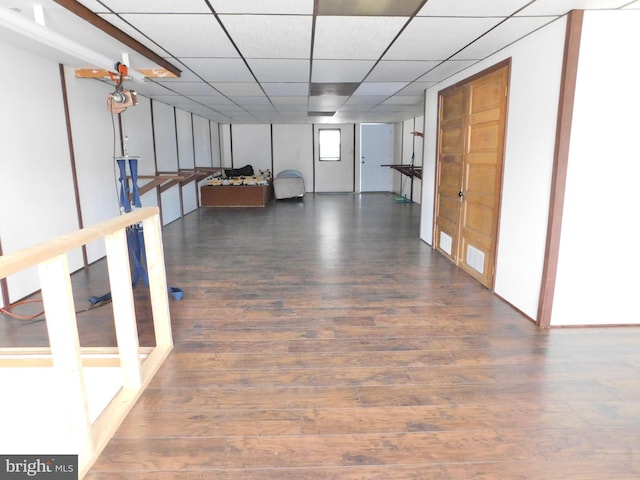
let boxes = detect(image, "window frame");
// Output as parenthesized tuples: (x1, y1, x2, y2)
(318, 128, 341, 162)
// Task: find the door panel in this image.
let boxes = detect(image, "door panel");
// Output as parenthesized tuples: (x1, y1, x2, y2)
(361, 124, 393, 192)
(435, 86, 467, 263)
(435, 63, 509, 288)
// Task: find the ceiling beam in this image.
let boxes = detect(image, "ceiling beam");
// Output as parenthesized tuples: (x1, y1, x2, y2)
(53, 0, 181, 77)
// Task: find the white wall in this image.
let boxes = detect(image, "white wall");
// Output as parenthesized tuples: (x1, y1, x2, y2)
(400, 117, 423, 204)
(421, 17, 567, 319)
(194, 116, 213, 168)
(0, 42, 219, 304)
(230, 124, 272, 173)
(119, 95, 160, 218)
(64, 67, 123, 263)
(0, 44, 82, 303)
(313, 124, 356, 192)
(551, 10, 640, 326)
(176, 109, 195, 170)
(272, 124, 314, 190)
(152, 101, 178, 173)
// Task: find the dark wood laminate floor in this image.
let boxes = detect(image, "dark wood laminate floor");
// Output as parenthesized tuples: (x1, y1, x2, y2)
(4, 193, 640, 479)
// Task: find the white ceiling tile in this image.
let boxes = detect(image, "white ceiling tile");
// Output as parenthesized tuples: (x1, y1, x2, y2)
(153, 81, 222, 96)
(417, 60, 477, 82)
(397, 82, 437, 95)
(308, 96, 349, 108)
(343, 95, 388, 105)
(262, 83, 309, 96)
(196, 96, 238, 107)
(76, 1, 109, 13)
(180, 58, 254, 82)
(101, 0, 210, 13)
(311, 60, 375, 82)
(120, 14, 238, 57)
(275, 104, 309, 112)
(313, 16, 408, 60)
(132, 82, 176, 96)
(454, 17, 558, 60)
(247, 59, 309, 82)
(518, 0, 630, 15)
(211, 0, 313, 14)
(210, 83, 264, 96)
(93, 14, 171, 58)
(366, 60, 441, 81)
(270, 96, 309, 105)
(382, 95, 423, 105)
(417, 0, 533, 17)
(232, 96, 272, 106)
(384, 17, 502, 60)
(219, 15, 312, 58)
(353, 82, 408, 96)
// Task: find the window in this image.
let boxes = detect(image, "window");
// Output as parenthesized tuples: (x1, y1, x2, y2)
(319, 129, 341, 161)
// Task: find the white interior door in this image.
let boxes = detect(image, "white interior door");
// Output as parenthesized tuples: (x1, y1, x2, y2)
(360, 123, 393, 192)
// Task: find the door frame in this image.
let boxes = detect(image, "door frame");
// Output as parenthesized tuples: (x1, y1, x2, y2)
(432, 59, 511, 290)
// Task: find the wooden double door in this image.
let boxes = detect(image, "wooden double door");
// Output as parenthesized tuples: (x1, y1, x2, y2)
(434, 63, 510, 288)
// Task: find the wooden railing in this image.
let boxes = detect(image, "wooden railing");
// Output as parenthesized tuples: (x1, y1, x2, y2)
(0, 207, 173, 478)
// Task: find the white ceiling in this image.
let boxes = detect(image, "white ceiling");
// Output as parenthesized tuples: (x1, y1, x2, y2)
(0, 0, 638, 124)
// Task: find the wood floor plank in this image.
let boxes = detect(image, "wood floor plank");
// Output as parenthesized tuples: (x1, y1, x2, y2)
(5, 193, 640, 479)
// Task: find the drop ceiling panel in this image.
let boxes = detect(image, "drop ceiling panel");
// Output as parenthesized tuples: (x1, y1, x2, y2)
(262, 83, 309, 96)
(343, 95, 388, 105)
(417, 0, 533, 17)
(384, 17, 503, 60)
(353, 82, 408, 96)
(120, 14, 238, 57)
(382, 95, 424, 105)
(308, 96, 349, 109)
(180, 58, 254, 82)
(151, 81, 222, 96)
(317, 0, 426, 16)
(98, 0, 210, 13)
(76, 1, 109, 13)
(417, 59, 477, 82)
(96, 14, 172, 58)
(211, 0, 313, 14)
(397, 81, 437, 95)
(313, 16, 408, 60)
(311, 60, 375, 82)
(517, 0, 631, 15)
(210, 82, 264, 96)
(270, 96, 310, 105)
(366, 60, 441, 81)
(232, 96, 272, 106)
(219, 15, 312, 58)
(453, 17, 559, 60)
(247, 59, 310, 82)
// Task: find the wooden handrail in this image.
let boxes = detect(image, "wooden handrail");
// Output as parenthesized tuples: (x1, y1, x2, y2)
(0, 208, 157, 278)
(0, 206, 173, 479)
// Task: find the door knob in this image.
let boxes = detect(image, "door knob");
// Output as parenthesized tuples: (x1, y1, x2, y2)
(458, 191, 465, 197)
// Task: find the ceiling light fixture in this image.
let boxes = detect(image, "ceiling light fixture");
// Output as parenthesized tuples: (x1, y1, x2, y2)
(0, 5, 145, 83)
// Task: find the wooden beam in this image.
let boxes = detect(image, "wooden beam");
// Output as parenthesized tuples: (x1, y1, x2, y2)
(53, 0, 181, 77)
(537, 10, 584, 328)
(0, 208, 159, 279)
(75, 68, 178, 79)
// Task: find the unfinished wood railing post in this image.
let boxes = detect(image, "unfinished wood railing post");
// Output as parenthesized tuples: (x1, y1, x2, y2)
(38, 253, 94, 465)
(1, 207, 173, 479)
(104, 227, 142, 389)
(142, 213, 173, 348)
